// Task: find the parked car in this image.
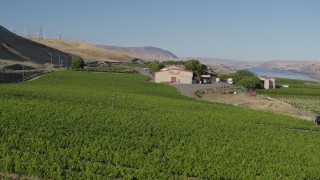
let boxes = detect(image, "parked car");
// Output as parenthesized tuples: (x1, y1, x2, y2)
(202, 79, 211, 84)
(227, 78, 233, 85)
(315, 116, 320, 125)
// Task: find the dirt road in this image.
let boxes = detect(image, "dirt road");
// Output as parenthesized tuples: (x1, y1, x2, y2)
(200, 89, 315, 121)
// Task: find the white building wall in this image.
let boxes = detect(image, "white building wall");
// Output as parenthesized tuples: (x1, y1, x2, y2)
(264, 79, 270, 89)
(179, 76, 192, 84)
(155, 69, 193, 84)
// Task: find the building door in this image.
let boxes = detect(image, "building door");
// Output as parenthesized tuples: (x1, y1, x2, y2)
(171, 77, 177, 83)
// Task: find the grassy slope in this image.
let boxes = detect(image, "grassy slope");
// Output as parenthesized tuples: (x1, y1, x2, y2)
(0, 72, 320, 179)
(31, 39, 133, 62)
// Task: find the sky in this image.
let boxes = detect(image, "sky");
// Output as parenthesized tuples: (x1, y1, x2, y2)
(0, 0, 319, 61)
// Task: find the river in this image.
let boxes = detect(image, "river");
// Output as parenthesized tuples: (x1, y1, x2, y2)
(248, 67, 320, 82)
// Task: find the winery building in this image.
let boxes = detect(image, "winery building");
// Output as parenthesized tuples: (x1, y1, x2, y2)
(155, 66, 193, 84)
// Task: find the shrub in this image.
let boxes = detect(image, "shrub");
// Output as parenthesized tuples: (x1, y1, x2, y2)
(218, 74, 228, 81)
(236, 70, 255, 77)
(71, 55, 85, 70)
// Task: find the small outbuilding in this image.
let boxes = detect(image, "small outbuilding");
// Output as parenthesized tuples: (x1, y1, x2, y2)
(259, 76, 276, 89)
(155, 66, 193, 84)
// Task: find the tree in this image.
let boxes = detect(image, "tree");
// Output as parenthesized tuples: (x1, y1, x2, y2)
(149, 61, 164, 73)
(237, 77, 261, 89)
(184, 59, 201, 77)
(236, 69, 255, 77)
(71, 55, 85, 70)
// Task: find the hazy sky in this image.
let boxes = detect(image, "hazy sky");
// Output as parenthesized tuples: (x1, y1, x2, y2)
(0, 0, 319, 61)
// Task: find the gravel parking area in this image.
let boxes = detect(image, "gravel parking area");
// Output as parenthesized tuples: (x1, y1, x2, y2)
(170, 83, 229, 98)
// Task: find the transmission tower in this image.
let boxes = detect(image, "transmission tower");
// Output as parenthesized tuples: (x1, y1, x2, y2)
(38, 26, 44, 40)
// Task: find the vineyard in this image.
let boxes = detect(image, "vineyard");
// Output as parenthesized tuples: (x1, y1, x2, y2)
(1, 71, 320, 179)
(84, 66, 139, 73)
(257, 78, 320, 114)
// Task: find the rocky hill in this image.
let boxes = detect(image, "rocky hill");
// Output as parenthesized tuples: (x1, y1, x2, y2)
(98, 45, 177, 60)
(0, 25, 71, 65)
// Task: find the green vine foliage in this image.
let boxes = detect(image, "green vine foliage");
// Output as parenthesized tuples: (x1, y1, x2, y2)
(0, 72, 319, 179)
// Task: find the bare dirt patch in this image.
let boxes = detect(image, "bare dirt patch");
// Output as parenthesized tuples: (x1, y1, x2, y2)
(0, 172, 40, 180)
(198, 87, 315, 121)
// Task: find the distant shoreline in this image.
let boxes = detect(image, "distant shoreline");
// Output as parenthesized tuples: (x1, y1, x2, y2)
(247, 67, 320, 83)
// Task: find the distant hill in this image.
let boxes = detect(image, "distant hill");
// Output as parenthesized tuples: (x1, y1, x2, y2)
(196, 57, 262, 67)
(98, 45, 177, 60)
(0, 25, 71, 65)
(255, 60, 320, 80)
(32, 39, 133, 62)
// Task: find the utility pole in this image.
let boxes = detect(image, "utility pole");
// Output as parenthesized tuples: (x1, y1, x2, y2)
(38, 26, 43, 40)
(22, 64, 25, 82)
(48, 53, 52, 65)
(11, 27, 16, 34)
(63, 55, 67, 68)
(58, 54, 61, 69)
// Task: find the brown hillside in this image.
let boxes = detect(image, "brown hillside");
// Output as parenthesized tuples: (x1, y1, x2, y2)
(32, 39, 133, 62)
(98, 45, 178, 60)
(0, 25, 71, 66)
